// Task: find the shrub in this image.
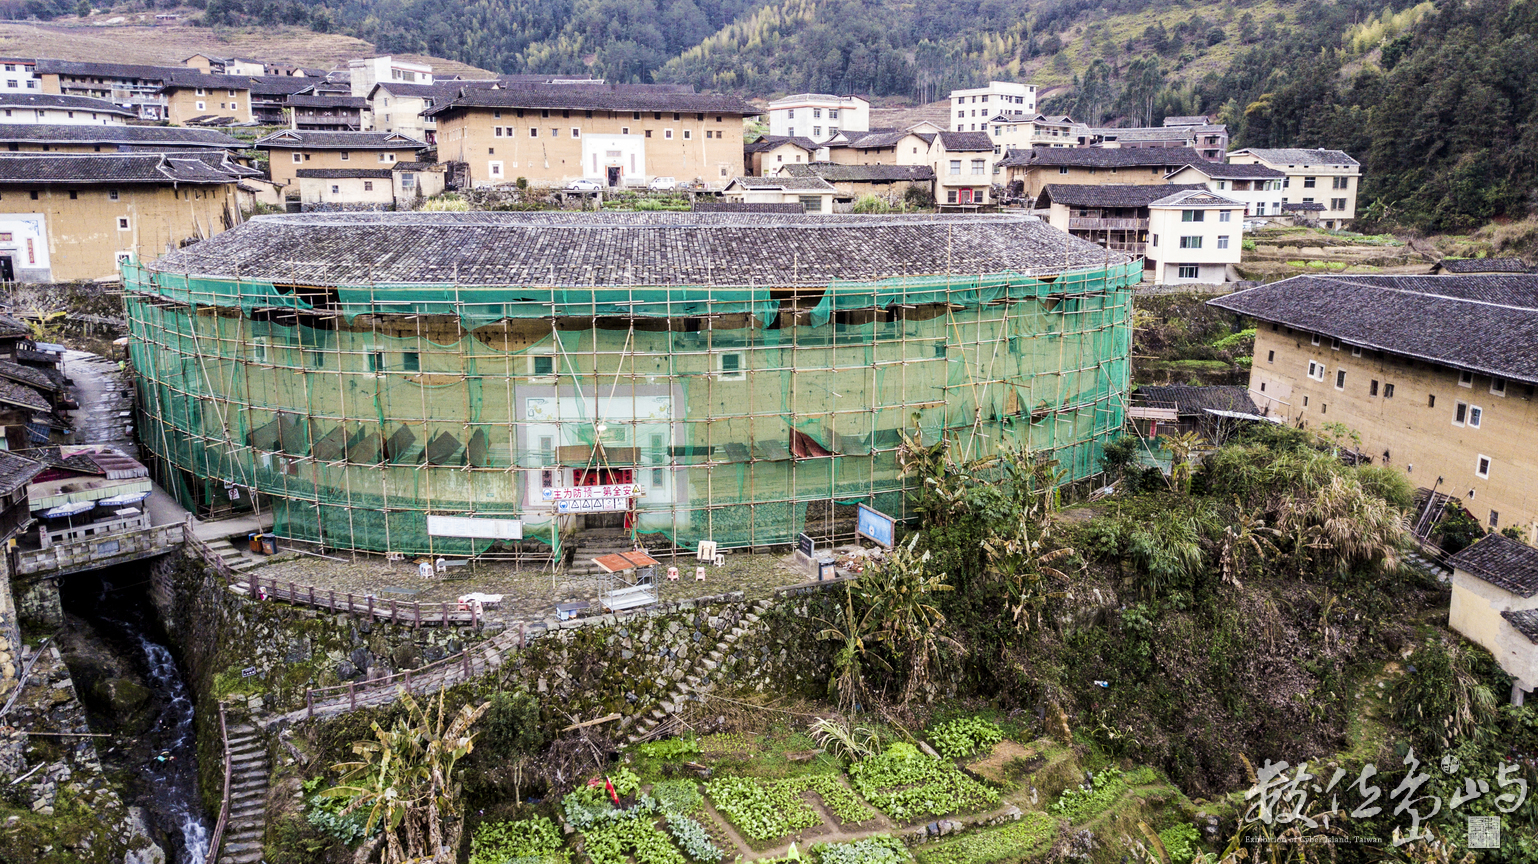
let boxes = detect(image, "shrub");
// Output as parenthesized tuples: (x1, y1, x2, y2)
(853, 195, 893, 214)
(904, 184, 935, 209)
(1051, 768, 1126, 822)
(1158, 823, 1202, 864)
(300, 777, 375, 846)
(650, 779, 704, 815)
(479, 689, 546, 760)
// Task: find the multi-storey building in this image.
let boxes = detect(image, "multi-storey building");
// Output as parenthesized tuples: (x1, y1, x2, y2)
(161, 73, 254, 125)
(1165, 162, 1287, 218)
(426, 83, 753, 189)
(949, 81, 1035, 132)
(35, 60, 174, 121)
(0, 59, 38, 93)
(999, 147, 1207, 198)
(1211, 274, 1538, 541)
(1225, 148, 1361, 229)
(254, 129, 425, 189)
(1144, 188, 1246, 284)
(766, 94, 869, 144)
(348, 56, 433, 99)
(931, 131, 997, 205)
(1034, 183, 1207, 259)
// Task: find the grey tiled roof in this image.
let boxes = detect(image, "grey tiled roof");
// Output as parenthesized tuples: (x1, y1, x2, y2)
(254, 130, 426, 150)
(1149, 188, 1245, 208)
(0, 358, 61, 392)
(1136, 385, 1258, 416)
(1170, 162, 1284, 179)
(1163, 115, 1210, 126)
(999, 147, 1207, 169)
(839, 130, 919, 149)
(0, 124, 241, 148)
(164, 71, 256, 90)
(0, 377, 48, 412)
(34, 59, 176, 80)
(0, 93, 134, 116)
(1281, 201, 1326, 212)
(0, 152, 245, 184)
(781, 163, 935, 182)
(727, 175, 835, 191)
(1091, 126, 1206, 142)
(287, 95, 369, 109)
(1448, 534, 1538, 597)
(1038, 184, 1205, 208)
(1208, 274, 1538, 385)
(424, 83, 754, 117)
(744, 135, 818, 154)
(249, 77, 315, 97)
(140, 211, 1132, 287)
(296, 168, 393, 179)
(1231, 147, 1359, 168)
(1503, 609, 1538, 644)
(1434, 258, 1530, 274)
(936, 131, 994, 152)
(0, 450, 42, 496)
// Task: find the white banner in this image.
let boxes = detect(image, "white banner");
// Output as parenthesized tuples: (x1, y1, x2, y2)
(542, 484, 639, 501)
(557, 497, 630, 514)
(425, 515, 524, 539)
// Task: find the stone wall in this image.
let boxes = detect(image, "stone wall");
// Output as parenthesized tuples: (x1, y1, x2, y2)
(0, 557, 23, 704)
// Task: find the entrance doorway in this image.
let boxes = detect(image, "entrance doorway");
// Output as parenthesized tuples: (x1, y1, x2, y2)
(0, 256, 13, 282)
(606, 166, 621, 187)
(575, 468, 633, 530)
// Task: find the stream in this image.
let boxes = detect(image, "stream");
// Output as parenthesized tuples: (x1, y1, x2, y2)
(60, 566, 211, 864)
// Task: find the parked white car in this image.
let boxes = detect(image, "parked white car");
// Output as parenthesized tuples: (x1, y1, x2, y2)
(566, 179, 603, 191)
(648, 176, 677, 191)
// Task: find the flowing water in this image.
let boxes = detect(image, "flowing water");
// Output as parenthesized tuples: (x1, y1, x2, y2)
(63, 569, 211, 864)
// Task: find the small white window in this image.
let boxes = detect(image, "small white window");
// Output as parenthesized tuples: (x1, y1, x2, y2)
(489, 161, 503, 177)
(195, 101, 205, 111)
(1459, 370, 1473, 387)
(664, 129, 673, 139)
(1454, 401, 1468, 426)
(1468, 405, 1482, 428)
(1490, 377, 1506, 396)
(682, 129, 690, 139)
(530, 127, 538, 138)
(108, 189, 118, 201)
(116, 217, 129, 230)
(1335, 369, 1345, 389)
(621, 126, 630, 135)
(330, 185, 339, 194)
(717, 352, 745, 380)
(572, 127, 581, 138)
(363, 181, 373, 191)
(1178, 264, 1199, 279)
(1217, 235, 1230, 249)
(292, 153, 303, 163)
(340, 152, 349, 161)
(1307, 360, 1323, 381)
(1219, 210, 1232, 222)
(1311, 334, 1321, 346)
(1351, 345, 1361, 357)
(1476, 455, 1490, 479)
(196, 87, 205, 96)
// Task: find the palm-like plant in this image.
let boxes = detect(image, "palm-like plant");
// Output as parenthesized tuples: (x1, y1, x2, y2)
(1276, 473, 1403, 575)
(324, 689, 491, 863)
(1158, 431, 1207, 493)
(1217, 503, 1279, 588)
(815, 583, 887, 715)
(862, 534, 961, 703)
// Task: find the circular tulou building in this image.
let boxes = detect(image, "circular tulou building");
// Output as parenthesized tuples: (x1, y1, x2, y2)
(124, 211, 1139, 559)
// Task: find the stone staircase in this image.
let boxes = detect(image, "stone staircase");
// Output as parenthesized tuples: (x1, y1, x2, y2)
(623, 598, 771, 745)
(218, 723, 271, 864)
(203, 537, 261, 574)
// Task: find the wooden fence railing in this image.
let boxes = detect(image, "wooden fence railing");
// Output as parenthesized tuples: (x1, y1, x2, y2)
(182, 524, 482, 628)
(203, 703, 232, 864)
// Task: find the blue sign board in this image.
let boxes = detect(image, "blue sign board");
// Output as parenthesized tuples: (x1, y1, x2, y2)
(856, 504, 895, 548)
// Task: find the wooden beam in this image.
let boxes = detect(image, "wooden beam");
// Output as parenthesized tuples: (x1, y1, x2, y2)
(560, 712, 622, 732)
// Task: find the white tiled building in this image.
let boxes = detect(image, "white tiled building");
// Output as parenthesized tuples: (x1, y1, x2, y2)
(950, 81, 1035, 132)
(766, 94, 870, 144)
(1146, 188, 1246, 284)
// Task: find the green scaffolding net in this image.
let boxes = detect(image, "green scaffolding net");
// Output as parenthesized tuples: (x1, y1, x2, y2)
(124, 259, 1141, 558)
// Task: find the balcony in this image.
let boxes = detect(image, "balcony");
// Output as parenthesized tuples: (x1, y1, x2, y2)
(1068, 217, 1148, 230)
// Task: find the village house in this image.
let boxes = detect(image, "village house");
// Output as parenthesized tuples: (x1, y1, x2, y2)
(1210, 273, 1538, 542)
(255, 129, 425, 190)
(1000, 146, 1207, 199)
(368, 80, 479, 142)
(249, 76, 314, 125)
(35, 59, 174, 121)
(1087, 121, 1228, 161)
(983, 113, 1085, 153)
(1446, 534, 1538, 705)
(0, 452, 42, 542)
(1225, 147, 1361, 229)
(349, 57, 433, 100)
(288, 95, 369, 131)
(766, 94, 869, 144)
(743, 135, 820, 176)
(1145, 188, 1247, 284)
(1165, 161, 1287, 218)
(1129, 384, 1264, 442)
(0, 152, 244, 282)
(931, 131, 997, 205)
(721, 175, 836, 212)
(1034, 183, 1206, 258)
(294, 161, 446, 209)
(0, 94, 131, 126)
(775, 162, 935, 205)
(161, 73, 254, 125)
(822, 129, 930, 167)
(0, 59, 38, 93)
(950, 81, 1035, 132)
(426, 82, 753, 189)
(0, 124, 241, 153)
(182, 55, 266, 76)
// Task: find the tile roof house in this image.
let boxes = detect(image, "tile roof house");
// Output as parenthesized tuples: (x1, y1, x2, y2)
(287, 94, 370, 131)
(777, 162, 935, 203)
(0, 93, 135, 124)
(723, 175, 837, 212)
(1227, 147, 1362, 229)
(0, 152, 243, 281)
(1447, 534, 1538, 703)
(1165, 161, 1287, 218)
(1431, 257, 1532, 275)
(744, 135, 822, 176)
(0, 449, 41, 542)
(1209, 274, 1538, 549)
(160, 72, 256, 125)
(34, 60, 178, 121)
(1035, 184, 1209, 262)
(1130, 384, 1264, 440)
(256, 130, 427, 190)
(0, 123, 242, 153)
(1000, 146, 1209, 198)
(1145, 188, 1247, 285)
